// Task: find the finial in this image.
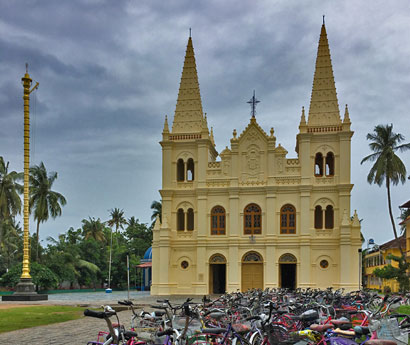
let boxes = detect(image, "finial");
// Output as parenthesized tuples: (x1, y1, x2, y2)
(25, 63, 28, 73)
(189, 28, 191, 38)
(300, 106, 306, 125)
(233, 129, 237, 139)
(343, 104, 350, 123)
(163, 114, 169, 133)
(270, 127, 274, 138)
(323, 15, 325, 25)
(210, 126, 215, 145)
(247, 90, 260, 118)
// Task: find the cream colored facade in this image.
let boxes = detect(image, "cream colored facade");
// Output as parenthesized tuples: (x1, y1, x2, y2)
(151, 24, 362, 295)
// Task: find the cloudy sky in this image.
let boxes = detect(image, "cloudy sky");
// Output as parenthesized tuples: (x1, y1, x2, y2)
(1, 0, 409, 246)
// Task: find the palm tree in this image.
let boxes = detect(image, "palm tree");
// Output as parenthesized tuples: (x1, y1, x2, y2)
(82, 217, 106, 242)
(29, 162, 67, 261)
(361, 124, 410, 246)
(107, 208, 127, 233)
(0, 217, 20, 270)
(150, 200, 162, 226)
(0, 157, 23, 220)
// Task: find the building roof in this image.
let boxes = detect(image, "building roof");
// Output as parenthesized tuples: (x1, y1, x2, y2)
(136, 262, 152, 268)
(400, 215, 410, 225)
(143, 247, 152, 261)
(400, 200, 410, 208)
(380, 236, 406, 250)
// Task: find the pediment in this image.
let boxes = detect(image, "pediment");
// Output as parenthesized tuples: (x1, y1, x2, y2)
(237, 118, 269, 148)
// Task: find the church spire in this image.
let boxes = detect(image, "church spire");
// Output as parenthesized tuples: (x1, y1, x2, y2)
(307, 22, 341, 127)
(171, 36, 204, 133)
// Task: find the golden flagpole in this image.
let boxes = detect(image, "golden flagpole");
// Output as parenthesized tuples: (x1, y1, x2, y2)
(21, 64, 38, 279)
(2, 65, 47, 301)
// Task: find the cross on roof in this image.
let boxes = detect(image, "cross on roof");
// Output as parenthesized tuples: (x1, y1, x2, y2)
(247, 90, 260, 118)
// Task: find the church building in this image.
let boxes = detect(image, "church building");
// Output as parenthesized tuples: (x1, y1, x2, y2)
(151, 23, 362, 295)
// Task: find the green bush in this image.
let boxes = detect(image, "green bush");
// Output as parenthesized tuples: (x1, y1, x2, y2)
(1, 263, 59, 290)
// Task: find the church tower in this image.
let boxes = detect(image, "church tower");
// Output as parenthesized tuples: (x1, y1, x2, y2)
(152, 36, 217, 295)
(152, 23, 361, 295)
(296, 22, 360, 289)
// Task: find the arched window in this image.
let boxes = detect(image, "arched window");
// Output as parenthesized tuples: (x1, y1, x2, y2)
(187, 208, 194, 230)
(325, 152, 334, 176)
(315, 153, 323, 176)
(280, 204, 296, 234)
(211, 206, 226, 235)
(177, 159, 185, 181)
(244, 204, 261, 235)
(314, 205, 323, 229)
(177, 208, 185, 230)
(187, 158, 194, 181)
(325, 205, 334, 229)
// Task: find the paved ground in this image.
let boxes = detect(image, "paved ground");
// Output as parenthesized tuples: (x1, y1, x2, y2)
(0, 294, 202, 344)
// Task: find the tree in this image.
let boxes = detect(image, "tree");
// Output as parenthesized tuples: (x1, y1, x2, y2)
(0, 157, 23, 220)
(107, 208, 127, 233)
(124, 218, 152, 258)
(374, 253, 410, 292)
(1, 262, 59, 290)
(82, 217, 106, 242)
(361, 124, 410, 247)
(150, 200, 162, 227)
(0, 217, 20, 273)
(29, 162, 67, 261)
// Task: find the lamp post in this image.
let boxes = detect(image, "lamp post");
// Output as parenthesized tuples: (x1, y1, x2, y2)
(2, 65, 47, 301)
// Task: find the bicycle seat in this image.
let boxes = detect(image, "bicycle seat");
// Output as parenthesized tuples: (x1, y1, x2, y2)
(334, 328, 355, 337)
(309, 324, 334, 332)
(331, 319, 352, 327)
(208, 312, 226, 320)
(232, 323, 250, 334)
(201, 328, 227, 334)
(365, 340, 397, 345)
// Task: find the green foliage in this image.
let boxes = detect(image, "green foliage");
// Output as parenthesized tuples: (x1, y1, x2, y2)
(29, 161, 67, 261)
(361, 124, 410, 242)
(150, 200, 162, 226)
(82, 217, 106, 242)
(1, 262, 59, 290)
(107, 208, 127, 233)
(373, 253, 410, 292)
(0, 157, 23, 220)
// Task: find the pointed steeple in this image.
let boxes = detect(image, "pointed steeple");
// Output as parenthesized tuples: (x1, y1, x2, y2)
(210, 127, 215, 146)
(307, 23, 341, 127)
(343, 104, 350, 123)
(171, 36, 204, 133)
(163, 115, 169, 133)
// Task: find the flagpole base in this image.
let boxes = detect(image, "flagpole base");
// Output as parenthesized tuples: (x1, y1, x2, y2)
(2, 278, 48, 301)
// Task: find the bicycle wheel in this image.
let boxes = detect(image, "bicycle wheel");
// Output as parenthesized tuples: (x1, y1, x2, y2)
(268, 325, 290, 345)
(250, 333, 263, 345)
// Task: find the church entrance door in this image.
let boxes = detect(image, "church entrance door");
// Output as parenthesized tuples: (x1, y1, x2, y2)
(241, 252, 263, 292)
(209, 254, 226, 294)
(278, 253, 297, 290)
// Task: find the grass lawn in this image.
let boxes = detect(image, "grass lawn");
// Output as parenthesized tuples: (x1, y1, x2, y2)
(396, 305, 410, 315)
(0, 306, 86, 333)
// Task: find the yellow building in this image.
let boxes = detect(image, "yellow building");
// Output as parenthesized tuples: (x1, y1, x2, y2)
(364, 237, 405, 292)
(400, 200, 410, 258)
(151, 23, 362, 295)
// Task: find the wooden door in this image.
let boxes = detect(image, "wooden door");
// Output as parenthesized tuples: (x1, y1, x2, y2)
(241, 263, 263, 291)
